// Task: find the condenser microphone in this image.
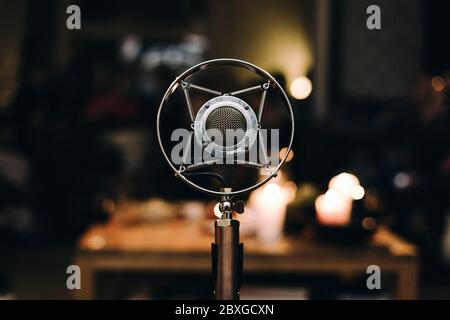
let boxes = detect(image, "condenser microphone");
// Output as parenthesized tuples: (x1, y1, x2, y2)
(156, 58, 294, 300)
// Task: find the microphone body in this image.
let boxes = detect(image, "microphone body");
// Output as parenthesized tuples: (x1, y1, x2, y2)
(212, 219, 243, 300)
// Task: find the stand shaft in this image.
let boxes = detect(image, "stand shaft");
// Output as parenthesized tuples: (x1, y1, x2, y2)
(212, 219, 243, 300)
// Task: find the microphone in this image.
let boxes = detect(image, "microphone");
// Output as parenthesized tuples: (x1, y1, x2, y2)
(157, 59, 293, 197)
(156, 58, 294, 300)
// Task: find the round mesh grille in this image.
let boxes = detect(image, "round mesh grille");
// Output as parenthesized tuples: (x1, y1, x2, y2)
(205, 106, 247, 146)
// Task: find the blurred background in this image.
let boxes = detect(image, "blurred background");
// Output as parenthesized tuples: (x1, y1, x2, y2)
(0, 0, 449, 299)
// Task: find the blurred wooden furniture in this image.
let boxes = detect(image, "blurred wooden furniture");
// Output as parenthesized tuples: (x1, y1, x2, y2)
(74, 219, 418, 299)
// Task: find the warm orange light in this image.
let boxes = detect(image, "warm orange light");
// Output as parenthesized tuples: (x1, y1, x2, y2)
(432, 76, 445, 92)
(290, 77, 312, 100)
(249, 178, 294, 242)
(102, 198, 115, 214)
(315, 189, 352, 226)
(87, 235, 106, 250)
(328, 173, 360, 199)
(362, 217, 377, 230)
(279, 147, 294, 162)
(284, 181, 298, 202)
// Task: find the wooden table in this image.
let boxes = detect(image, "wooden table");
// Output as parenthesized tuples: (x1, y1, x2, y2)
(74, 219, 418, 299)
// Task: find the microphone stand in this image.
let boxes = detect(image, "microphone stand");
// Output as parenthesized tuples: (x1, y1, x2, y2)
(211, 191, 243, 300)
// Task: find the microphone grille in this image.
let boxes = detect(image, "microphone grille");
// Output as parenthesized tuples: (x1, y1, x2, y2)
(205, 106, 247, 144)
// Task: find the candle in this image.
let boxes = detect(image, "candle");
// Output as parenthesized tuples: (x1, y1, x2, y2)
(315, 189, 352, 226)
(249, 181, 293, 242)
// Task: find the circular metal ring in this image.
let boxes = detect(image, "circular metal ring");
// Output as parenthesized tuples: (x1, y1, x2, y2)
(156, 58, 295, 197)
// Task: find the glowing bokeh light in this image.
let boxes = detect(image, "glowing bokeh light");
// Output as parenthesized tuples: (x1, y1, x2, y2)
(393, 172, 411, 189)
(362, 217, 377, 230)
(315, 189, 352, 226)
(290, 76, 313, 100)
(284, 181, 298, 202)
(120, 35, 142, 62)
(329, 173, 360, 198)
(431, 76, 445, 92)
(351, 185, 365, 200)
(263, 183, 282, 199)
(279, 147, 294, 162)
(87, 235, 106, 250)
(213, 202, 222, 218)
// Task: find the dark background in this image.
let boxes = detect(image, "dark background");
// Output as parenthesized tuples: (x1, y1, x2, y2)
(0, 0, 449, 298)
